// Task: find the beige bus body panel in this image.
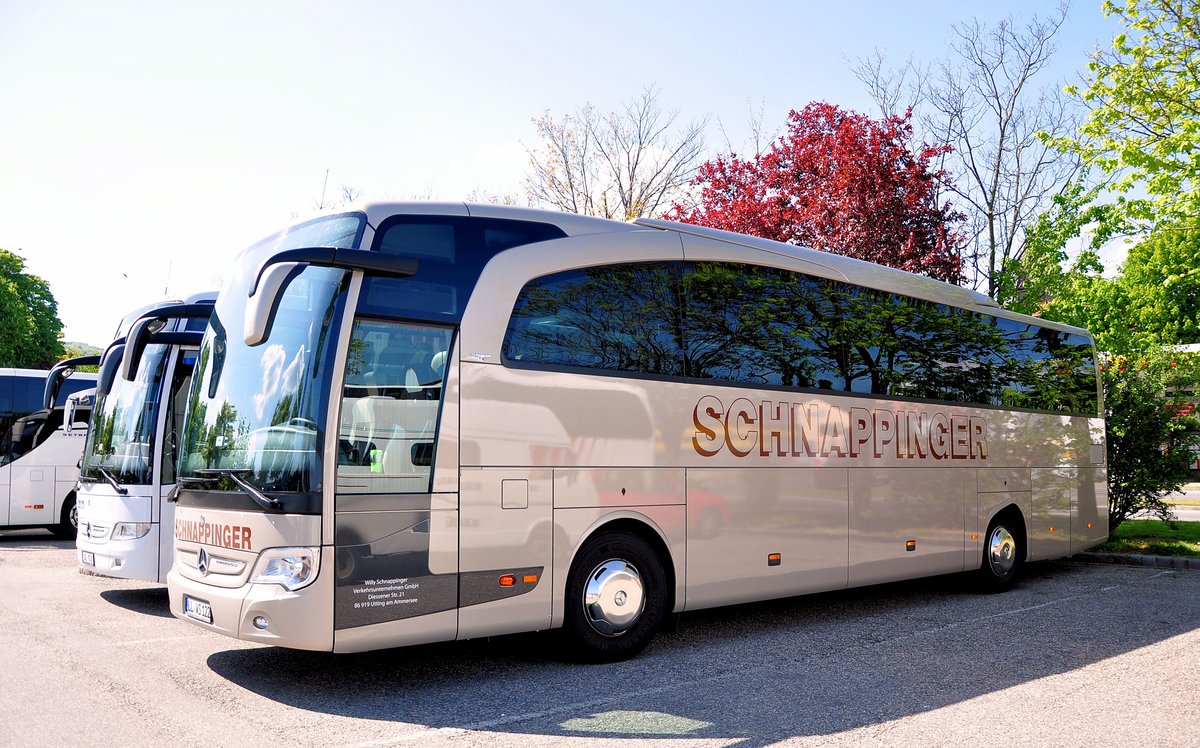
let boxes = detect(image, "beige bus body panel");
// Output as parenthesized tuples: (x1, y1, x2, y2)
(685, 468, 849, 610)
(457, 467, 553, 640)
(848, 467, 970, 586)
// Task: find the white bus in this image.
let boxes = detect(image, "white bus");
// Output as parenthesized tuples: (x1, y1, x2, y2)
(168, 203, 1107, 660)
(0, 363, 98, 537)
(76, 296, 214, 582)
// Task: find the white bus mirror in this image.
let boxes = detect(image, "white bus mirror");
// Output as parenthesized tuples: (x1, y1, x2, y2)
(121, 317, 164, 382)
(97, 342, 126, 397)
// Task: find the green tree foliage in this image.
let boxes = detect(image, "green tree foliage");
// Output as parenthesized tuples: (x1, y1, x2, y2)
(1103, 352, 1200, 531)
(1118, 228, 1200, 344)
(1002, 193, 1200, 535)
(1051, 0, 1200, 226)
(0, 249, 65, 368)
(60, 342, 102, 373)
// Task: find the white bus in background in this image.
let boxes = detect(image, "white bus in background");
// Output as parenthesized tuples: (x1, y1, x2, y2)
(0, 362, 98, 537)
(76, 295, 214, 582)
(168, 203, 1108, 661)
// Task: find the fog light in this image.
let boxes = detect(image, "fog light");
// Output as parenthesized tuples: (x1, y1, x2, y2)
(112, 558, 123, 569)
(252, 615, 269, 630)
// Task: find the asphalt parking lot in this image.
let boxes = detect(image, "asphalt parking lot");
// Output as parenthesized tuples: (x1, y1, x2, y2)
(2, 529, 1198, 748)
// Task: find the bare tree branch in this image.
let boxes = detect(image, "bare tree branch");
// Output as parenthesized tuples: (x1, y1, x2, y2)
(524, 86, 708, 220)
(853, 1, 1082, 297)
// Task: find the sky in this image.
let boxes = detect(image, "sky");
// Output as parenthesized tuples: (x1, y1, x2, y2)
(0, 1, 1125, 347)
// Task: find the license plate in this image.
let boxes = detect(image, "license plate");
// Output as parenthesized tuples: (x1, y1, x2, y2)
(80, 550, 95, 566)
(183, 595, 213, 624)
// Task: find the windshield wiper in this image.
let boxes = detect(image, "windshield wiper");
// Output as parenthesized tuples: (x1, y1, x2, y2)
(190, 468, 282, 511)
(95, 466, 129, 496)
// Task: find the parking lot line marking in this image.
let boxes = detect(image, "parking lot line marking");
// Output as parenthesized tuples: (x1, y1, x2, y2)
(114, 635, 204, 646)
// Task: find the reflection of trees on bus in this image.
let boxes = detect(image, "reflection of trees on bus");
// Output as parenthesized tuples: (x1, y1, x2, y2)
(505, 261, 1098, 415)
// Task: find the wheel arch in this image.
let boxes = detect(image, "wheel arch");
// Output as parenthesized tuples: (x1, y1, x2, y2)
(553, 509, 682, 629)
(986, 503, 1029, 564)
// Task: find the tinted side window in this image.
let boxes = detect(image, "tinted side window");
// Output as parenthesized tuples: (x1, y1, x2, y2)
(13, 376, 43, 412)
(502, 260, 1099, 415)
(361, 216, 567, 322)
(503, 263, 686, 376)
(0, 376, 12, 416)
(683, 263, 823, 388)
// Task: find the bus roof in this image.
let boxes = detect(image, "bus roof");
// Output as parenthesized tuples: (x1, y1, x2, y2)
(346, 202, 1091, 338)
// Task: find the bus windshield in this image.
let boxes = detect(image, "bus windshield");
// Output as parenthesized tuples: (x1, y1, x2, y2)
(81, 343, 171, 484)
(178, 214, 362, 497)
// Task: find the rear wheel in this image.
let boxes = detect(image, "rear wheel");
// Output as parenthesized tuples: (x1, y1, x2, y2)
(977, 514, 1023, 592)
(52, 494, 78, 540)
(563, 531, 667, 662)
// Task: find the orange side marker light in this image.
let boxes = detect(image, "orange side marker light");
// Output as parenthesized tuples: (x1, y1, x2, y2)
(523, 574, 538, 584)
(767, 553, 782, 567)
(498, 574, 516, 587)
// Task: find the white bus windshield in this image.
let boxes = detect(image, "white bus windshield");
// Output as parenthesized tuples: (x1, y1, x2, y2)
(81, 343, 171, 484)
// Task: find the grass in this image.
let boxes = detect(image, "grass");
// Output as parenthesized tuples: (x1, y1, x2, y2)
(1094, 519, 1200, 558)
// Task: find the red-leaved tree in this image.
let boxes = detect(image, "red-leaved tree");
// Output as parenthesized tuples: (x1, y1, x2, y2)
(669, 102, 965, 283)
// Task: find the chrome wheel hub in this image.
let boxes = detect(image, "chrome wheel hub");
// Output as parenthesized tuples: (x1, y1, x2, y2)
(583, 559, 645, 637)
(987, 526, 1017, 576)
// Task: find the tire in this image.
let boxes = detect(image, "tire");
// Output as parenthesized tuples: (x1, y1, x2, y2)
(52, 494, 78, 540)
(563, 531, 667, 662)
(977, 514, 1024, 593)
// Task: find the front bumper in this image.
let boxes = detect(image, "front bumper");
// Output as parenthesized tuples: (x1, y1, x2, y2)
(77, 525, 163, 582)
(167, 548, 334, 651)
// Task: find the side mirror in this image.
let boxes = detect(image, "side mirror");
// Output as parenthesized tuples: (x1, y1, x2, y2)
(244, 248, 418, 346)
(120, 317, 164, 382)
(97, 342, 127, 397)
(245, 262, 303, 347)
(43, 355, 101, 409)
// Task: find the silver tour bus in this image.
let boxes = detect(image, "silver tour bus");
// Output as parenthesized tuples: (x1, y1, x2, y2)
(168, 203, 1107, 660)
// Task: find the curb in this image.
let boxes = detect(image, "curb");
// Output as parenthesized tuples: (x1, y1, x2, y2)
(1077, 552, 1200, 570)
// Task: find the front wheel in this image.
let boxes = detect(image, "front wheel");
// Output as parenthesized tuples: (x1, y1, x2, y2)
(52, 494, 78, 540)
(563, 531, 667, 662)
(977, 515, 1024, 593)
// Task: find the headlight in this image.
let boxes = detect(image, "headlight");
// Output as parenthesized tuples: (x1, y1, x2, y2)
(111, 522, 152, 541)
(251, 547, 320, 591)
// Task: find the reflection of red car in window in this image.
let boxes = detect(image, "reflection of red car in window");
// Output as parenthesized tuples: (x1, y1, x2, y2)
(596, 488, 730, 539)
